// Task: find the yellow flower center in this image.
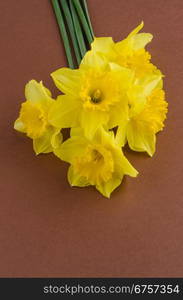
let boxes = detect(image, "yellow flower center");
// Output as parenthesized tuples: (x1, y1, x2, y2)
(20, 101, 48, 139)
(80, 69, 121, 111)
(90, 89, 103, 104)
(73, 144, 114, 185)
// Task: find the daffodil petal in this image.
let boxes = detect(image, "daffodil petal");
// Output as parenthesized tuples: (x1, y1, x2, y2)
(91, 37, 115, 53)
(128, 75, 162, 117)
(96, 176, 122, 198)
(33, 127, 54, 155)
(108, 101, 128, 128)
(51, 128, 63, 149)
(109, 63, 134, 93)
(57, 136, 87, 163)
(109, 62, 134, 81)
(127, 121, 156, 156)
(93, 126, 115, 145)
(48, 95, 80, 128)
(115, 22, 152, 57)
(128, 94, 147, 117)
(142, 75, 162, 97)
(113, 147, 138, 177)
(25, 80, 52, 103)
(81, 110, 109, 139)
(33, 127, 62, 156)
(120, 154, 139, 177)
(68, 166, 90, 187)
(115, 123, 128, 147)
(70, 127, 83, 137)
(81, 51, 107, 69)
(128, 21, 144, 37)
(14, 118, 26, 133)
(51, 68, 82, 96)
(132, 33, 153, 50)
(96, 128, 138, 177)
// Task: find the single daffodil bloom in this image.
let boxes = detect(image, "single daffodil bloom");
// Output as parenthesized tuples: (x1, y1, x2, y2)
(49, 54, 134, 139)
(14, 80, 63, 155)
(84, 21, 161, 79)
(55, 127, 138, 198)
(116, 87, 168, 156)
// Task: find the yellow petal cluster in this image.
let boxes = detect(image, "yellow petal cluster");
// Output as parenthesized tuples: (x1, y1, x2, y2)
(14, 22, 168, 198)
(14, 80, 62, 155)
(56, 128, 137, 198)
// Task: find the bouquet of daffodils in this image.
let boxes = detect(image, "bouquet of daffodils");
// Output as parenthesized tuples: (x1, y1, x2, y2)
(14, 0, 167, 198)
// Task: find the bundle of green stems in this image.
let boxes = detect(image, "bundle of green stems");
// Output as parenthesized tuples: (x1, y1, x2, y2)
(51, 0, 94, 68)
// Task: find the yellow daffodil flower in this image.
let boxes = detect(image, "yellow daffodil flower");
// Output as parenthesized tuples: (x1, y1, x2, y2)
(55, 127, 138, 198)
(14, 80, 62, 155)
(49, 54, 133, 139)
(84, 21, 161, 79)
(116, 87, 168, 156)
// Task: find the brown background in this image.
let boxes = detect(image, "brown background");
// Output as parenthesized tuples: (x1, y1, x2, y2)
(0, 0, 183, 277)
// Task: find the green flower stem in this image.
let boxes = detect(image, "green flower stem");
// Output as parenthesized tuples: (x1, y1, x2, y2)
(69, 0, 87, 58)
(82, 0, 94, 39)
(72, 0, 93, 44)
(60, 0, 82, 66)
(51, 0, 74, 68)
